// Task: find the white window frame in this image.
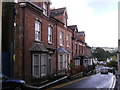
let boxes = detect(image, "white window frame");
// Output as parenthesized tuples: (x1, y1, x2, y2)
(32, 54, 40, 78)
(75, 60, 77, 66)
(32, 54, 47, 78)
(35, 21, 41, 41)
(59, 31, 63, 46)
(48, 26, 52, 44)
(75, 43, 77, 54)
(58, 55, 63, 70)
(41, 54, 47, 76)
(79, 45, 81, 54)
(66, 33, 70, 47)
(63, 55, 67, 69)
(64, 16, 67, 27)
(43, 2, 47, 16)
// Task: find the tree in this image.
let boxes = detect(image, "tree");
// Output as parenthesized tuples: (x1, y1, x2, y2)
(106, 60, 118, 70)
(93, 47, 117, 61)
(106, 51, 111, 59)
(93, 47, 106, 61)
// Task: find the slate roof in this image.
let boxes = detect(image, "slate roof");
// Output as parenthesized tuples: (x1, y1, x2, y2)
(30, 43, 48, 52)
(77, 31, 85, 36)
(68, 25, 78, 32)
(74, 55, 80, 59)
(27, 2, 43, 12)
(57, 47, 68, 53)
(50, 7, 66, 17)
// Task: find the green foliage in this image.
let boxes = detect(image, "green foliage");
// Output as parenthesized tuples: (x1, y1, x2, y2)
(69, 61, 75, 68)
(106, 60, 118, 70)
(93, 47, 106, 61)
(93, 47, 117, 61)
(111, 56, 117, 61)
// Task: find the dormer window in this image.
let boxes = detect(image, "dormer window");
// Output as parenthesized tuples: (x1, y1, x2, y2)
(43, 2, 48, 16)
(64, 16, 67, 27)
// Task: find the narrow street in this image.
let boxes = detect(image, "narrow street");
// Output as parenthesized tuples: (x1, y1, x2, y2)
(52, 73, 116, 89)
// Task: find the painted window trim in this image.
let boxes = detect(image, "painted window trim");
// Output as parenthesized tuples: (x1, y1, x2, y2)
(32, 54, 47, 78)
(32, 54, 40, 78)
(48, 26, 53, 44)
(35, 20, 42, 42)
(43, 2, 48, 16)
(66, 33, 70, 47)
(41, 54, 47, 76)
(59, 31, 63, 46)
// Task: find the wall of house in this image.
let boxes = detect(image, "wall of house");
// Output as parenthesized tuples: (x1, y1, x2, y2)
(14, 1, 92, 83)
(15, 2, 58, 81)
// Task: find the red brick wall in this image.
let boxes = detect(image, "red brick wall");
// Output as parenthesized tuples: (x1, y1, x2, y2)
(16, 4, 57, 81)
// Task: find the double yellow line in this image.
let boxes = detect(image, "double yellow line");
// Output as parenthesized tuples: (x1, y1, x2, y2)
(48, 76, 89, 89)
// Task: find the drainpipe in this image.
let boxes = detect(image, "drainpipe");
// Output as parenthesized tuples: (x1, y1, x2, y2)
(0, 0, 2, 74)
(55, 22, 58, 75)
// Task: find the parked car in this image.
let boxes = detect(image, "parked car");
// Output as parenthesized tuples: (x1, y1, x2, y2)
(0, 73, 26, 90)
(106, 67, 115, 74)
(100, 68, 108, 74)
(108, 67, 113, 73)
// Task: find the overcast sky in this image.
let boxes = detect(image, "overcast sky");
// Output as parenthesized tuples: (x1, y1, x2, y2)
(51, 0, 119, 47)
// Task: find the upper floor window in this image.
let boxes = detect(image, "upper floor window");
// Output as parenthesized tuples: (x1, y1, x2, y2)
(43, 2, 48, 16)
(66, 33, 70, 47)
(59, 31, 63, 46)
(35, 21, 41, 41)
(79, 45, 81, 54)
(48, 26, 52, 44)
(75, 43, 77, 54)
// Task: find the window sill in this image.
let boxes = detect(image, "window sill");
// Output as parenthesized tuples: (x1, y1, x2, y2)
(60, 44, 63, 47)
(41, 74, 46, 77)
(67, 45, 70, 47)
(35, 40, 42, 43)
(48, 42, 53, 45)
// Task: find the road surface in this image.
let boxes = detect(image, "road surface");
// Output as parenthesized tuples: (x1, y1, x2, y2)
(58, 73, 116, 89)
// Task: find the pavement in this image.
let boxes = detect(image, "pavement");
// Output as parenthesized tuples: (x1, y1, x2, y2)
(24, 76, 68, 90)
(24, 72, 116, 90)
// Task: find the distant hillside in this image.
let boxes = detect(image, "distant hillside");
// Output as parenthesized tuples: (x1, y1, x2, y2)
(92, 47, 118, 53)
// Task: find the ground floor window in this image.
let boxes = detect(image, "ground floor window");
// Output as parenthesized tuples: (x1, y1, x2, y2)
(84, 59, 89, 67)
(59, 55, 63, 70)
(58, 54, 68, 70)
(67, 54, 70, 70)
(75, 59, 80, 66)
(32, 54, 47, 78)
(33, 54, 40, 78)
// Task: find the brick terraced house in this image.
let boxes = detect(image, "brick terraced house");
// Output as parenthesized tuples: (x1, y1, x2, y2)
(2, 1, 93, 84)
(50, 7, 72, 76)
